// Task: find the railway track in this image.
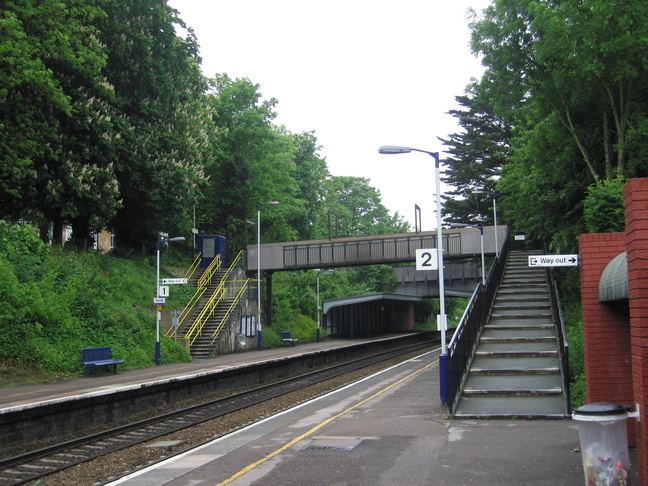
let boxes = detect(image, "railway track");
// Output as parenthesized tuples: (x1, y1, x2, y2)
(0, 339, 436, 485)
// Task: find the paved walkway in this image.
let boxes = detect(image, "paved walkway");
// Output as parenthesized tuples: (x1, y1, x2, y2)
(107, 351, 600, 486)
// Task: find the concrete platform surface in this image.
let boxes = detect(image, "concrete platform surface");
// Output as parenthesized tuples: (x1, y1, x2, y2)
(107, 351, 596, 486)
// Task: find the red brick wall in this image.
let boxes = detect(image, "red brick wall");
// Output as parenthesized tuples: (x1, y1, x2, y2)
(577, 178, 648, 484)
(578, 233, 632, 410)
(625, 178, 648, 484)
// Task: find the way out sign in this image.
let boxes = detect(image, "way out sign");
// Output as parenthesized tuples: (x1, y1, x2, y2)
(528, 254, 579, 267)
(416, 249, 438, 270)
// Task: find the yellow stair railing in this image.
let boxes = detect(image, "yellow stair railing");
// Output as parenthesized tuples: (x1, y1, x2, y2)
(164, 254, 221, 338)
(184, 253, 202, 282)
(178, 250, 246, 347)
(206, 279, 251, 349)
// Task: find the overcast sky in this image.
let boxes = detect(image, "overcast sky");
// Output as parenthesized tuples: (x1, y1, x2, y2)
(169, 0, 491, 231)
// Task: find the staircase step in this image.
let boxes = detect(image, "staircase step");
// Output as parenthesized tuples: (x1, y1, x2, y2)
(480, 338, 556, 346)
(475, 350, 559, 359)
(453, 396, 567, 418)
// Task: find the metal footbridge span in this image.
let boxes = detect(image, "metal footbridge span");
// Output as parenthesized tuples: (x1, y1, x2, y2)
(247, 226, 505, 272)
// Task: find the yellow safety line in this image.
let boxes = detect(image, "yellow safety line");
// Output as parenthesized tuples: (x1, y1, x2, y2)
(214, 357, 438, 486)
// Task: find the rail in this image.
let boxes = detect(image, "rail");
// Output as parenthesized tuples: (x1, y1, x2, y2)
(283, 232, 462, 269)
(546, 263, 571, 413)
(184, 253, 202, 282)
(167, 254, 223, 338)
(182, 251, 246, 347)
(447, 233, 511, 414)
(206, 279, 252, 354)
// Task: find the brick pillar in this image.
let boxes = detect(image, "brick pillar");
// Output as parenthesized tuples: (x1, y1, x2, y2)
(578, 233, 632, 408)
(625, 178, 648, 485)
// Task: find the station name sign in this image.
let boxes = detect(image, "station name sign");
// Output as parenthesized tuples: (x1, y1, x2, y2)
(528, 255, 579, 267)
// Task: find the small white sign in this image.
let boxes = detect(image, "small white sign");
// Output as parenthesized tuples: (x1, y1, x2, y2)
(153, 297, 166, 305)
(528, 254, 579, 267)
(416, 248, 438, 271)
(159, 286, 169, 297)
(161, 278, 188, 285)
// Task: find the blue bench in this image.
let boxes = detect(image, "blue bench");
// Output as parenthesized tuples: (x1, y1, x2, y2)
(82, 347, 124, 376)
(281, 331, 299, 347)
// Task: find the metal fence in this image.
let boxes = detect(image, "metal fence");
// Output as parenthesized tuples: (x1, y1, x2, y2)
(283, 233, 462, 269)
(446, 234, 511, 414)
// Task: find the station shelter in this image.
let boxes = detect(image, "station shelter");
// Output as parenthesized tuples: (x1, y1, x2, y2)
(322, 293, 422, 339)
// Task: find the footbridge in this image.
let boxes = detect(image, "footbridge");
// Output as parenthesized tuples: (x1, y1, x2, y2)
(247, 225, 507, 297)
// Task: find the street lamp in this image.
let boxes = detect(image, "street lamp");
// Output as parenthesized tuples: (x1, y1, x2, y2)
(257, 201, 279, 351)
(155, 236, 185, 366)
(378, 145, 449, 404)
(316, 269, 334, 342)
(473, 190, 499, 258)
(450, 223, 486, 285)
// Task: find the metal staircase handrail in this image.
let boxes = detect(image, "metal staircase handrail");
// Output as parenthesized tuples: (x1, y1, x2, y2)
(166, 254, 222, 338)
(184, 253, 202, 282)
(546, 264, 571, 414)
(179, 251, 247, 348)
(197, 254, 222, 289)
(447, 231, 511, 414)
(206, 279, 251, 352)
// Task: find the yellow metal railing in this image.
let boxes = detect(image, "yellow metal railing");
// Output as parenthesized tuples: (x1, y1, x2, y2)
(197, 254, 222, 289)
(165, 254, 223, 338)
(184, 253, 202, 282)
(207, 279, 251, 348)
(178, 250, 246, 347)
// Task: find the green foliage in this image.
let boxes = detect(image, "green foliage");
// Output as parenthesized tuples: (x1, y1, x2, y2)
(583, 179, 626, 233)
(0, 221, 191, 381)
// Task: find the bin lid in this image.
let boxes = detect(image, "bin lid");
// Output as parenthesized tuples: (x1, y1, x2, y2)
(574, 402, 629, 416)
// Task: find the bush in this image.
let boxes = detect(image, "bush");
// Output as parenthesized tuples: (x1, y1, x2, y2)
(0, 221, 193, 382)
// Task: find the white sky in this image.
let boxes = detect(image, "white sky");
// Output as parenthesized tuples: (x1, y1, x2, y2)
(169, 0, 490, 231)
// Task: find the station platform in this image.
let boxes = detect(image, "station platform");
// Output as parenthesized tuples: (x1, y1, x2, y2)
(0, 337, 382, 412)
(104, 351, 591, 486)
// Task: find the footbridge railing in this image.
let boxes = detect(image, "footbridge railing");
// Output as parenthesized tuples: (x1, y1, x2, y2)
(446, 233, 511, 414)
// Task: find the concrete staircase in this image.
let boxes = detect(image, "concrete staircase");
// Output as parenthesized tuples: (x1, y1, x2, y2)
(453, 250, 568, 418)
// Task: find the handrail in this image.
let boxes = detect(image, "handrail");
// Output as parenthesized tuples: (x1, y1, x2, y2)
(206, 279, 251, 352)
(184, 253, 202, 281)
(166, 254, 222, 338)
(447, 232, 511, 414)
(546, 263, 571, 414)
(180, 251, 247, 347)
(197, 254, 222, 289)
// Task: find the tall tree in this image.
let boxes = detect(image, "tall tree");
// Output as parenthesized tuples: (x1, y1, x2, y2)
(200, 75, 300, 251)
(288, 131, 330, 241)
(460, 0, 648, 248)
(441, 81, 512, 225)
(0, 0, 119, 248)
(96, 0, 208, 251)
(321, 176, 409, 238)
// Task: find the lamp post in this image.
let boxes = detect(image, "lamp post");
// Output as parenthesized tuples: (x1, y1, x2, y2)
(378, 145, 449, 404)
(316, 269, 334, 342)
(155, 236, 185, 366)
(257, 201, 279, 351)
(473, 190, 499, 258)
(451, 223, 485, 285)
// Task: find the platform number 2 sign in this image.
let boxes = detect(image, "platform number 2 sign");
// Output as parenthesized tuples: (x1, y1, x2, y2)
(416, 249, 438, 271)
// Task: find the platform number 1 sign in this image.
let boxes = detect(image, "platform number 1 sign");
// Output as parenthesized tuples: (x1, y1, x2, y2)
(416, 249, 438, 271)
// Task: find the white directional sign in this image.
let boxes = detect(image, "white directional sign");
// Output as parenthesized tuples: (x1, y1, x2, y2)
(161, 278, 188, 285)
(416, 249, 438, 271)
(528, 254, 579, 267)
